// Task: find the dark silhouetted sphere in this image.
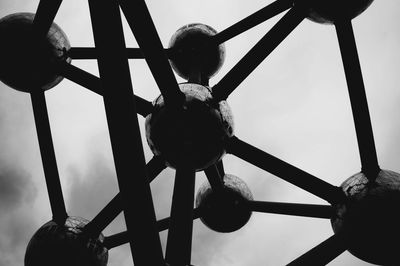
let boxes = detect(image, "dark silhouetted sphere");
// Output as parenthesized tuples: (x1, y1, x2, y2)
(331, 170, 400, 265)
(145, 83, 234, 171)
(300, 0, 374, 24)
(169, 23, 225, 80)
(0, 13, 71, 92)
(195, 174, 253, 233)
(25, 216, 108, 266)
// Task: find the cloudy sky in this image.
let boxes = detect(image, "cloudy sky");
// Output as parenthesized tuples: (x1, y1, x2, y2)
(0, 0, 399, 265)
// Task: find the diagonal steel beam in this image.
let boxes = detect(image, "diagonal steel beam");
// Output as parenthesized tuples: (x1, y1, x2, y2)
(88, 0, 164, 265)
(335, 20, 380, 180)
(83, 156, 166, 238)
(84, 193, 122, 238)
(226, 136, 346, 204)
(56, 62, 153, 117)
(212, 5, 305, 101)
(249, 200, 334, 219)
(216, 160, 225, 177)
(32, 0, 63, 38)
(287, 233, 347, 265)
(212, 0, 293, 44)
(103, 208, 202, 250)
(118, 0, 184, 107)
(31, 91, 67, 225)
(56, 62, 102, 94)
(204, 164, 225, 193)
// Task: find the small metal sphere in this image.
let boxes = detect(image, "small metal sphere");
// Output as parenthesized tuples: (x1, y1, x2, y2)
(25, 216, 108, 266)
(169, 23, 225, 81)
(145, 83, 234, 171)
(300, 0, 374, 24)
(195, 174, 253, 233)
(331, 170, 400, 265)
(0, 13, 71, 93)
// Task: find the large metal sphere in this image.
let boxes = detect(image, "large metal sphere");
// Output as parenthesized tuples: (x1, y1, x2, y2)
(331, 170, 400, 265)
(169, 23, 225, 81)
(25, 216, 108, 266)
(0, 13, 71, 92)
(195, 174, 253, 233)
(299, 0, 374, 24)
(145, 83, 234, 171)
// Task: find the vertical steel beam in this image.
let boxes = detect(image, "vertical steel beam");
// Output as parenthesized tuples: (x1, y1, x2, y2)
(88, 0, 164, 265)
(335, 20, 380, 180)
(165, 166, 196, 265)
(31, 91, 67, 225)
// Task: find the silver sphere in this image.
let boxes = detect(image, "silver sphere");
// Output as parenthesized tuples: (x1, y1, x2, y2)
(331, 170, 400, 265)
(169, 23, 225, 81)
(25, 216, 108, 266)
(300, 0, 374, 24)
(0, 13, 71, 92)
(195, 174, 253, 233)
(145, 83, 234, 171)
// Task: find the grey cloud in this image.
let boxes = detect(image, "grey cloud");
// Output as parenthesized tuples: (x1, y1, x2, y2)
(0, 161, 38, 266)
(0, 165, 36, 212)
(66, 154, 119, 222)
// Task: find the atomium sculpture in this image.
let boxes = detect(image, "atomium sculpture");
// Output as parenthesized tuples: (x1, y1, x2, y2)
(0, 0, 399, 265)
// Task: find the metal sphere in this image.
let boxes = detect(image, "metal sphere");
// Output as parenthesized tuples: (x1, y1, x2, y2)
(300, 0, 374, 24)
(169, 23, 225, 81)
(145, 83, 234, 171)
(0, 12, 71, 93)
(331, 170, 400, 265)
(195, 174, 253, 233)
(25, 216, 108, 266)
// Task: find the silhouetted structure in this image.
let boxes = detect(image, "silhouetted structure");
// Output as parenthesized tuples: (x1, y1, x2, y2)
(196, 174, 253, 232)
(0, 0, 398, 265)
(25, 217, 108, 266)
(145, 83, 234, 171)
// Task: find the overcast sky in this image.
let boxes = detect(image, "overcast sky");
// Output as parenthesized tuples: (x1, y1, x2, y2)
(0, 0, 400, 265)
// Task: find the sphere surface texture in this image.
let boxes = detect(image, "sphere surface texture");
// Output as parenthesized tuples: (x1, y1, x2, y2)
(169, 23, 225, 81)
(196, 174, 253, 232)
(301, 0, 374, 24)
(0, 12, 71, 92)
(331, 170, 400, 265)
(25, 216, 108, 266)
(145, 83, 234, 171)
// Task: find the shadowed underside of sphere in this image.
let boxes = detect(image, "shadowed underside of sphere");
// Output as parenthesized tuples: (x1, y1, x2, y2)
(25, 216, 108, 266)
(169, 23, 225, 81)
(300, 0, 374, 24)
(331, 170, 400, 265)
(0, 12, 71, 92)
(145, 83, 234, 171)
(195, 174, 253, 233)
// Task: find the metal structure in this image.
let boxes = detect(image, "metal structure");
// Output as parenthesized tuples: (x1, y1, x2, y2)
(0, 0, 399, 265)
